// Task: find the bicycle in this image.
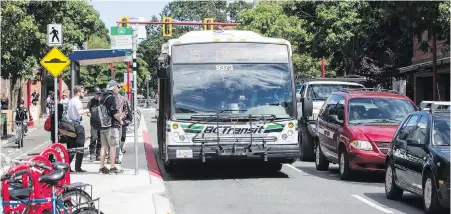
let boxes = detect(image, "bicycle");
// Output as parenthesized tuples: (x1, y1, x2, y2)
(1, 159, 103, 214)
(15, 120, 27, 149)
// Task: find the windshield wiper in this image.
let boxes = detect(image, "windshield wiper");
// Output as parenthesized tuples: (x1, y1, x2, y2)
(367, 119, 400, 124)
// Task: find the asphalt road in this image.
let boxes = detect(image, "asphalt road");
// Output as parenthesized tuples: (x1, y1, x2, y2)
(142, 110, 427, 214)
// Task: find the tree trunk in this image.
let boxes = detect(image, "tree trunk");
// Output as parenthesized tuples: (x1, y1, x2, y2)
(432, 30, 437, 101)
(9, 76, 21, 131)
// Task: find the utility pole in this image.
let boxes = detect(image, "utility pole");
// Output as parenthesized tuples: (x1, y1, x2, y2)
(132, 24, 139, 176)
(146, 77, 151, 108)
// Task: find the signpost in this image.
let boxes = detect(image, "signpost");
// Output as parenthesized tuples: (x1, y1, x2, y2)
(47, 24, 63, 47)
(110, 26, 133, 49)
(40, 47, 71, 142)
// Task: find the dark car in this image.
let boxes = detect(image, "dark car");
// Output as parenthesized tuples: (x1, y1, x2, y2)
(314, 88, 417, 180)
(385, 108, 450, 214)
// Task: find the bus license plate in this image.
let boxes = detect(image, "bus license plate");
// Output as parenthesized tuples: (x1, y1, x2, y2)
(176, 150, 193, 158)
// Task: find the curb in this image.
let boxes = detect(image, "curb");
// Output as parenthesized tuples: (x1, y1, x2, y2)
(143, 124, 174, 214)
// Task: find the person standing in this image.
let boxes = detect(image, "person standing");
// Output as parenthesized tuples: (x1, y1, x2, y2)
(87, 87, 102, 161)
(98, 80, 123, 174)
(66, 85, 88, 172)
(116, 92, 131, 164)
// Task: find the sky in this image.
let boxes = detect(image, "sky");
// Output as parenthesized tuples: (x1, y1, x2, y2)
(90, 0, 169, 29)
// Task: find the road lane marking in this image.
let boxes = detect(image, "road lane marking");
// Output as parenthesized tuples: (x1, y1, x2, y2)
(284, 164, 303, 172)
(351, 194, 394, 213)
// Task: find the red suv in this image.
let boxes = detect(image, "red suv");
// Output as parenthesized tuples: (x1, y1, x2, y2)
(313, 89, 417, 180)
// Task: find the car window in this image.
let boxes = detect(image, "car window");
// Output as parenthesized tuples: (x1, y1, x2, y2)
(410, 115, 428, 144)
(319, 94, 340, 120)
(401, 114, 420, 140)
(433, 117, 450, 146)
(299, 84, 306, 97)
(336, 98, 346, 121)
(348, 97, 416, 125)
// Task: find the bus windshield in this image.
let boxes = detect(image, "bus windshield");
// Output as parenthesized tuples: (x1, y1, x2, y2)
(172, 64, 294, 120)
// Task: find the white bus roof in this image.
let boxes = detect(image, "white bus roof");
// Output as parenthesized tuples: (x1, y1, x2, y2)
(164, 30, 292, 56)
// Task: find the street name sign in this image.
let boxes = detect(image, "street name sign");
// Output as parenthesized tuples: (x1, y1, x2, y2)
(47, 24, 63, 47)
(111, 26, 133, 49)
(40, 47, 71, 77)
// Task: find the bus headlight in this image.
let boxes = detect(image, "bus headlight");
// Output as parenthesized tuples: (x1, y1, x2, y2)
(287, 130, 293, 136)
(282, 134, 288, 140)
(172, 124, 179, 129)
(173, 132, 180, 137)
(288, 122, 294, 128)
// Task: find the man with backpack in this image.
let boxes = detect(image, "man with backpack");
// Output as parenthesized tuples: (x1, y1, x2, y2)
(92, 80, 123, 174)
(87, 87, 102, 161)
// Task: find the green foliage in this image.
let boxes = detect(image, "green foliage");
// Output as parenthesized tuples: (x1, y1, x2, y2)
(237, 2, 323, 78)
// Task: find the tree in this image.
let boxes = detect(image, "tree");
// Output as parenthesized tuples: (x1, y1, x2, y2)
(237, 2, 325, 78)
(1, 0, 108, 114)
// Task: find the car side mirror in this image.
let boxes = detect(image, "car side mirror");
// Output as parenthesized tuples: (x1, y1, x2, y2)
(406, 138, 422, 146)
(329, 114, 342, 124)
(302, 97, 313, 118)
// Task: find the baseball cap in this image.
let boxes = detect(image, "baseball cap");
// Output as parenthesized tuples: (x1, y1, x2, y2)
(107, 80, 119, 90)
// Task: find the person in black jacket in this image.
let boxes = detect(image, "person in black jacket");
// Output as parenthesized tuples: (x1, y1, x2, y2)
(87, 87, 102, 161)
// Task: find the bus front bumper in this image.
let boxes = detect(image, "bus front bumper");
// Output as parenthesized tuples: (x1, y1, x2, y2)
(167, 144, 299, 163)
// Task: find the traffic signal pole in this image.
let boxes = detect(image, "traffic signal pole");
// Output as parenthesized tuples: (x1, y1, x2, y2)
(117, 21, 240, 26)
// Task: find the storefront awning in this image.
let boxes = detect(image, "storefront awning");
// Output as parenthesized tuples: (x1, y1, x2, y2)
(398, 57, 450, 74)
(68, 49, 132, 65)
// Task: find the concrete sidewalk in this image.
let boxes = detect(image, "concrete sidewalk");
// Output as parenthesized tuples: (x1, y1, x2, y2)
(70, 111, 172, 214)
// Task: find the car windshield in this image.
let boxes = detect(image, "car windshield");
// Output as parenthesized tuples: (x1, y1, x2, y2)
(307, 84, 363, 100)
(172, 64, 294, 120)
(433, 117, 450, 146)
(348, 97, 416, 125)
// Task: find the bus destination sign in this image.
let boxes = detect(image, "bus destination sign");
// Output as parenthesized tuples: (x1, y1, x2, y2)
(172, 43, 289, 64)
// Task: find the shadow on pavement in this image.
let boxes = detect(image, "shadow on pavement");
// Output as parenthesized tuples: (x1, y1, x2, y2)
(163, 162, 290, 181)
(294, 162, 385, 185)
(364, 192, 424, 214)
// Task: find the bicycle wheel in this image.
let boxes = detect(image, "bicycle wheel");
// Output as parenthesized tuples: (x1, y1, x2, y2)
(61, 189, 94, 209)
(72, 207, 105, 214)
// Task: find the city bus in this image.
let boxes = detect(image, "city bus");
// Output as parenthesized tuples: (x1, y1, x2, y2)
(156, 30, 299, 172)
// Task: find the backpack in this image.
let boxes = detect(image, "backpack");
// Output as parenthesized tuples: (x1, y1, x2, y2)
(91, 95, 112, 129)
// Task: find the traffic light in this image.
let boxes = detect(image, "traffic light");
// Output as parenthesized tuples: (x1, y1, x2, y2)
(162, 16, 172, 37)
(203, 18, 214, 30)
(120, 16, 129, 27)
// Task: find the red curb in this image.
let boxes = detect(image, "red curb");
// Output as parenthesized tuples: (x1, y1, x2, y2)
(143, 129, 163, 179)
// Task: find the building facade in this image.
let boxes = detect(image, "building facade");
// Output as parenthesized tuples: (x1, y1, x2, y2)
(398, 31, 450, 104)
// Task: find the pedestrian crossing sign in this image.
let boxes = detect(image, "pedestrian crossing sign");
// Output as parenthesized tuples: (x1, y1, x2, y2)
(47, 24, 63, 47)
(40, 47, 71, 77)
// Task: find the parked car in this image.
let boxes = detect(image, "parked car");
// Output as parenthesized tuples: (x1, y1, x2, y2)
(296, 80, 365, 161)
(313, 88, 417, 180)
(385, 107, 450, 214)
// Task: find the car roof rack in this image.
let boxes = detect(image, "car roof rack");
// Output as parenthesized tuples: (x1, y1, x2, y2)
(422, 101, 451, 112)
(295, 75, 367, 84)
(338, 88, 400, 94)
(432, 109, 450, 114)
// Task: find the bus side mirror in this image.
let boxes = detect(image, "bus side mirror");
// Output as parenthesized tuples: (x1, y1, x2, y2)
(302, 97, 313, 117)
(157, 66, 169, 79)
(296, 93, 301, 102)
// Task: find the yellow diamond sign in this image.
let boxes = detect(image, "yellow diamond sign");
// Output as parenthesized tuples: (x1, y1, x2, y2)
(40, 47, 70, 77)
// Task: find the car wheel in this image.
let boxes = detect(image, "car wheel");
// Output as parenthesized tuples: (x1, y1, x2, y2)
(299, 125, 314, 162)
(385, 160, 403, 200)
(423, 172, 445, 214)
(339, 150, 353, 180)
(315, 144, 329, 171)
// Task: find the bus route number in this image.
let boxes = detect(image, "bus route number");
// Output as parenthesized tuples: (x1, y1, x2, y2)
(216, 65, 233, 71)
